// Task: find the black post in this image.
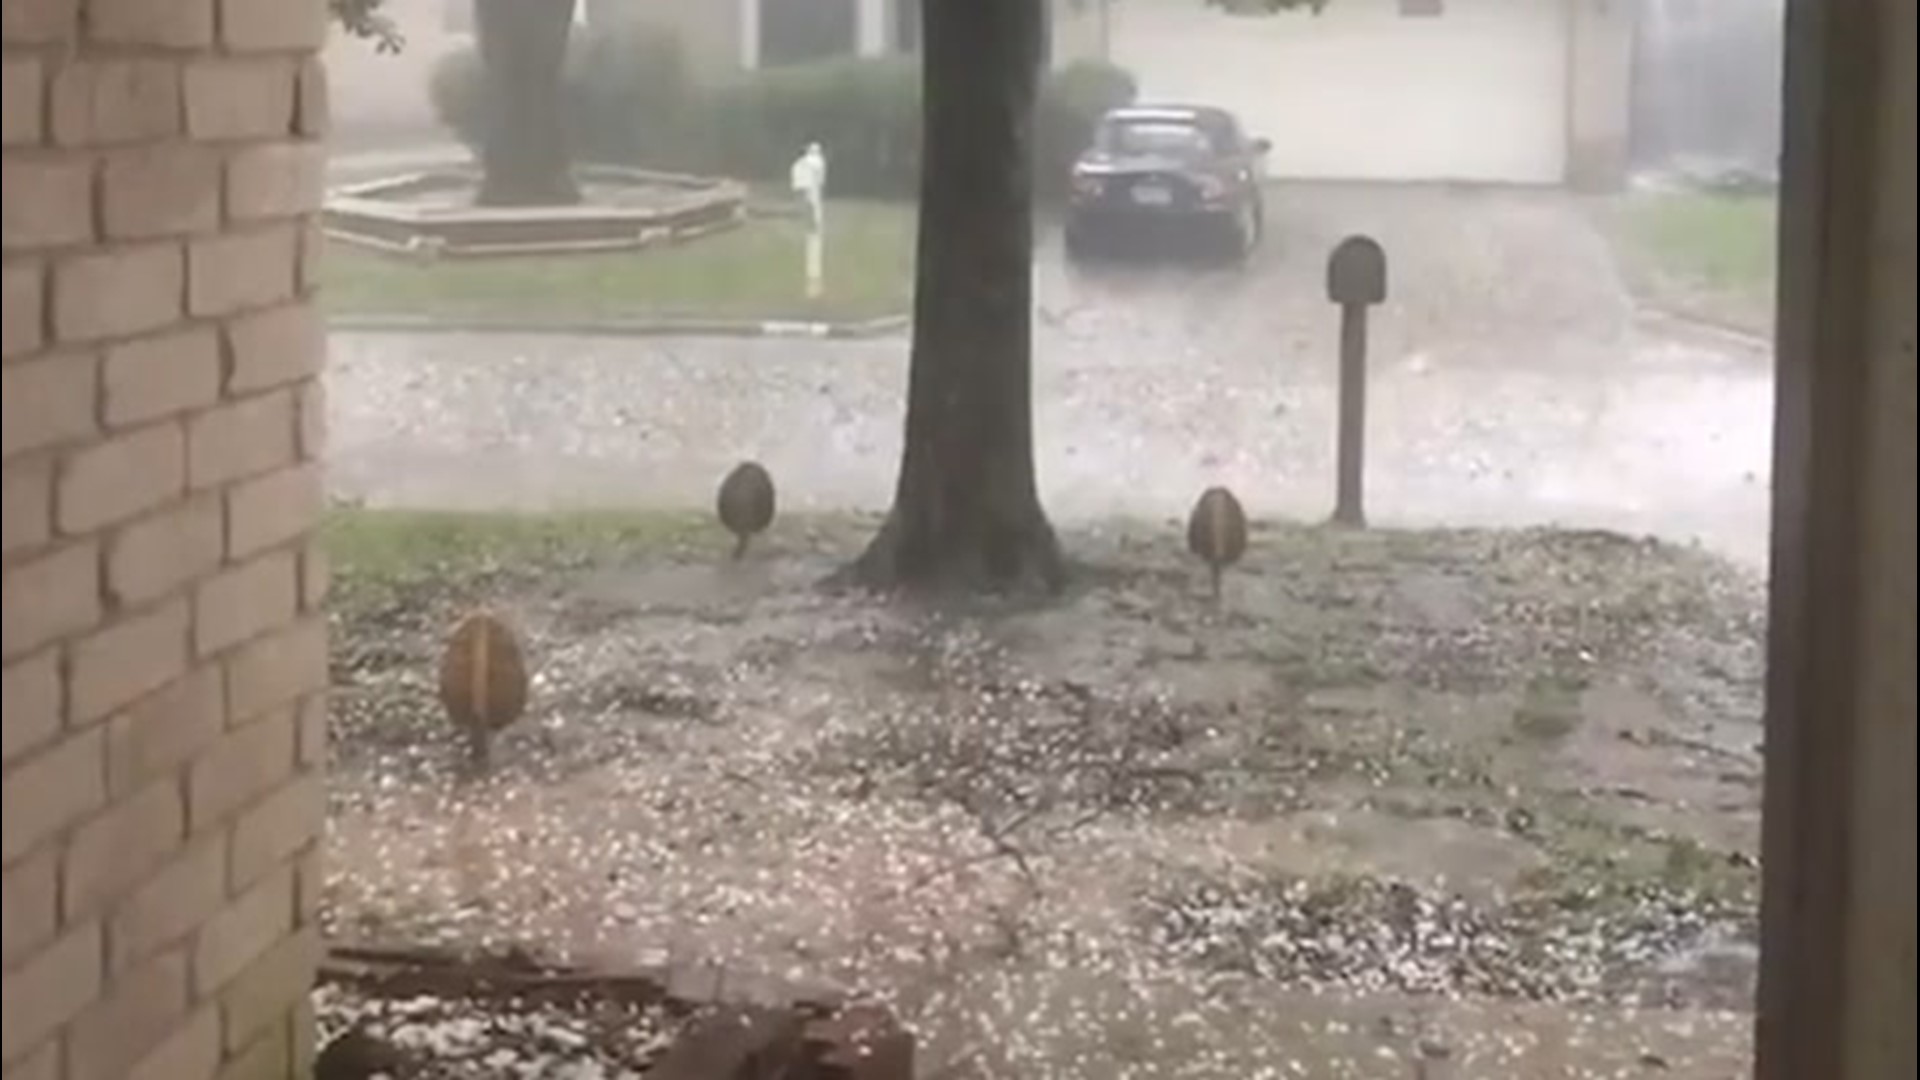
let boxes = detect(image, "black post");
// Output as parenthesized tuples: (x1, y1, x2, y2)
(1325, 235, 1388, 529)
(1334, 303, 1369, 526)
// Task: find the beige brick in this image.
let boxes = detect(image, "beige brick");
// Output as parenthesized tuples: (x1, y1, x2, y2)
(51, 243, 184, 342)
(2, 1034, 59, 1080)
(66, 949, 192, 1076)
(126, 1006, 219, 1080)
(194, 551, 297, 658)
(57, 421, 186, 535)
(186, 389, 296, 490)
(186, 706, 294, 832)
(89, 0, 212, 47)
(225, 142, 325, 222)
(1, 157, 94, 252)
(105, 668, 224, 797)
(226, 303, 324, 396)
(67, 599, 190, 728)
(0, 0, 75, 44)
(227, 464, 323, 560)
(219, 926, 317, 1054)
(61, 778, 186, 921)
(1, 541, 100, 661)
(295, 379, 327, 460)
(48, 59, 180, 147)
(105, 496, 224, 608)
(1, 57, 45, 147)
(291, 840, 321, 927)
(219, 0, 327, 51)
(1, 259, 43, 359)
(187, 226, 296, 317)
(182, 58, 295, 141)
(294, 692, 326, 768)
(1, 844, 58, 968)
(108, 837, 224, 972)
(298, 540, 328, 611)
(295, 57, 328, 137)
(64, 948, 190, 1080)
(1, 649, 62, 766)
(0, 727, 105, 863)
(101, 145, 221, 241)
(217, 1016, 291, 1080)
(102, 326, 221, 429)
(291, 994, 317, 1074)
(295, 219, 324, 294)
(192, 863, 291, 995)
(1, 351, 96, 457)
(0, 922, 102, 1065)
(229, 773, 321, 890)
(65, 966, 187, 1080)
(1, 455, 54, 556)
(224, 617, 325, 723)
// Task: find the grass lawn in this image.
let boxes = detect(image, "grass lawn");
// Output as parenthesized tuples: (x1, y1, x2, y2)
(1611, 191, 1778, 335)
(321, 507, 877, 616)
(322, 505, 1762, 1077)
(322, 199, 916, 324)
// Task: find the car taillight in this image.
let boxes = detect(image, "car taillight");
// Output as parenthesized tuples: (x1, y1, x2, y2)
(1195, 174, 1229, 200)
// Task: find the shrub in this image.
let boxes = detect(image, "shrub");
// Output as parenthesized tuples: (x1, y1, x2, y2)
(428, 28, 1139, 203)
(700, 56, 924, 199)
(566, 23, 703, 165)
(427, 22, 701, 163)
(1036, 59, 1141, 201)
(426, 45, 485, 148)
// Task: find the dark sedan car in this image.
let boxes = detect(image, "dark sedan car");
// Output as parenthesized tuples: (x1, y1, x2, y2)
(1063, 104, 1271, 263)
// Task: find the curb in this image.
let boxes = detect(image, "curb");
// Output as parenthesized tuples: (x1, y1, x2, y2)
(327, 312, 911, 340)
(1633, 302, 1773, 351)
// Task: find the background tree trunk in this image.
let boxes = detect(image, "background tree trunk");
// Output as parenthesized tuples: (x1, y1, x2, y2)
(844, 0, 1064, 594)
(473, 0, 581, 207)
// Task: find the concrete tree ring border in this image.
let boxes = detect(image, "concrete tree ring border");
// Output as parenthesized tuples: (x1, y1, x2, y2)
(322, 163, 751, 260)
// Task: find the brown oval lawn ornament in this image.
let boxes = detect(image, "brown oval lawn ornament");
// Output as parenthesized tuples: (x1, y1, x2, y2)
(1187, 486, 1249, 601)
(716, 460, 777, 560)
(437, 611, 529, 774)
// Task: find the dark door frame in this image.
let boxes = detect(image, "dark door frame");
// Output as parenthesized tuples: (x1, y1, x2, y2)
(1756, 0, 1915, 1077)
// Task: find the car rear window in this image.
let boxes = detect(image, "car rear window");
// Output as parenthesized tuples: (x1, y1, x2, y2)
(1098, 120, 1217, 158)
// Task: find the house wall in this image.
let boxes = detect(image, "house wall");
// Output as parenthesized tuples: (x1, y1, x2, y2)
(1108, 0, 1574, 184)
(620, 0, 1102, 80)
(1, 0, 330, 1077)
(1566, 0, 1636, 190)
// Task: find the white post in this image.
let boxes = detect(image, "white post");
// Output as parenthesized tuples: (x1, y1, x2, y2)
(737, 0, 760, 70)
(856, 0, 888, 56)
(789, 143, 829, 300)
(805, 231, 825, 300)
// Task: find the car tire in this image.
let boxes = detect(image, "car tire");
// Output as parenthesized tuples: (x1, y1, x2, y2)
(1220, 204, 1259, 265)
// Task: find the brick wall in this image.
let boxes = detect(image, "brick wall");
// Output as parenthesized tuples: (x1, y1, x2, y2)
(1, 0, 329, 1077)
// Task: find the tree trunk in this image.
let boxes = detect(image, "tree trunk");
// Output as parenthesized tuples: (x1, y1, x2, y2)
(473, 0, 581, 207)
(842, 0, 1064, 595)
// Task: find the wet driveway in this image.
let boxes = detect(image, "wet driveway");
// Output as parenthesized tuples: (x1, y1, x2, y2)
(326, 184, 1775, 568)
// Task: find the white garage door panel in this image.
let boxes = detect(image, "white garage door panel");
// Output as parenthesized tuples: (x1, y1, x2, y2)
(1111, 0, 1569, 184)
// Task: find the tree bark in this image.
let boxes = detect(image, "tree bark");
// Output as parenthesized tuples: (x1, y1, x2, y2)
(473, 0, 581, 207)
(842, 0, 1064, 595)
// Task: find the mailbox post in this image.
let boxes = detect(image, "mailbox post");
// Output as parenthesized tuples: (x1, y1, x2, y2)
(1325, 235, 1387, 528)
(789, 142, 828, 300)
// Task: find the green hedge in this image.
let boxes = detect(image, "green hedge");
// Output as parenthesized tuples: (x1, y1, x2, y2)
(428, 25, 1138, 202)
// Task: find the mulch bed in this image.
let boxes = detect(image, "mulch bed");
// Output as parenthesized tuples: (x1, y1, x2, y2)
(313, 943, 912, 1080)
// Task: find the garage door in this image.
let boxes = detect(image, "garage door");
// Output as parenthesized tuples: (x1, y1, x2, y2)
(1109, 0, 1570, 184)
